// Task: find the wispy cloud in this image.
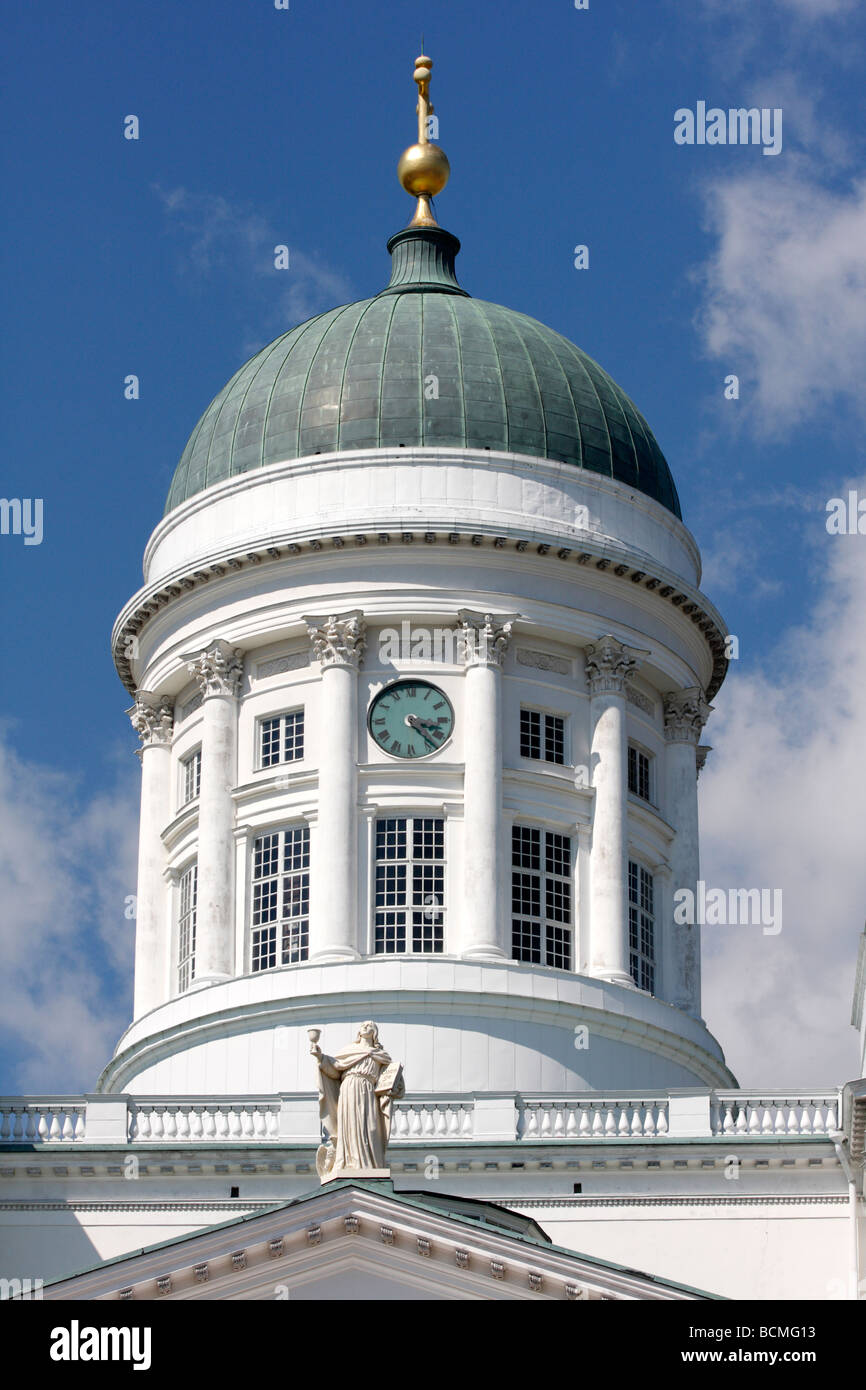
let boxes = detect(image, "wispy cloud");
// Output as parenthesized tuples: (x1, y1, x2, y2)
(153, 185, 352, 347)
(694, 169, 866, 433)
(699, 490, 866, 1087)
(0, 735, 138, 1093)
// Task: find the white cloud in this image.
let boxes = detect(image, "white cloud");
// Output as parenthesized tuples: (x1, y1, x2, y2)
(699, 492, 866, 1087)
(776, 0, 855, 13)
(153, 185, 352, 345)
(695, 170, 866, 432)
(0, 737, 138, 1093)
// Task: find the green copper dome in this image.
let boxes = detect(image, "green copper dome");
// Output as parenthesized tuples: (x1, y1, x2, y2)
(165, 226, 681, 519)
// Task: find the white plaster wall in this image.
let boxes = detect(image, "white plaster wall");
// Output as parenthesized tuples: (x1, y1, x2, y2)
(99, 961, 732, 1095)
(525, 1203, 849, 1301)
(142, 448, 702, 590)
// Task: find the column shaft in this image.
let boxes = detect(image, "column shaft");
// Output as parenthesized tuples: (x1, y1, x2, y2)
(306, 613, 365, 962)
(187, 641, 242, 986)
(128, 694, 173, 1017)
(462, 661, 505, 958)
(196, 692, 238, 981)
(458, 610, 516, 960)
(584, 635, 646, 987)
(664, 688, 712, 1017)
(588, 692, 631, 982)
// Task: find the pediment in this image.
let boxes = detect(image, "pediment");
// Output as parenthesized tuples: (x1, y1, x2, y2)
(41, 1181, 714, 1302)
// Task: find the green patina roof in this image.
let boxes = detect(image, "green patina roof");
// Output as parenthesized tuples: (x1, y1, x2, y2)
(165, 226, 681, 519)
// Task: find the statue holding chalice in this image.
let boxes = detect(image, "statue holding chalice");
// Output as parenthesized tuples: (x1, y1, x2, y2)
(308, 1023, 404, 1181)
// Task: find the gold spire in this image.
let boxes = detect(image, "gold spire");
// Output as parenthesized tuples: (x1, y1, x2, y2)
(397, 53, 451, 228)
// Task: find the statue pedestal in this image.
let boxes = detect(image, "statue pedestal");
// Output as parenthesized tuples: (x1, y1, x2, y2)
(321, 1167, 391, 1184)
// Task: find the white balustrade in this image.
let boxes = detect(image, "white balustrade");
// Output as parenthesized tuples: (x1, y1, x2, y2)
(128, 1101, 282, 1142)
(710, 1094, 840, 1137)
(0, 1091, 843, 1145)
(0, 1101, 86, 1144)
(519, 1098, 669, 1140)
(390, 1101, 474, 1140)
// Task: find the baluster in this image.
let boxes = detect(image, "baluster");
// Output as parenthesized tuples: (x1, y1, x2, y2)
(644, 1104, 657, 1137)
(252, 1109, 266, 1138)
(189, 1107, 203, 1139)
(61, 1112, 74, 1141)
(617, 1106, 630, 1136)
(151, 1108, 165, 1139)
(36, 1112, 49, 1142)
(447, 1108, 459, 1136)
(566, 1109, 578, 1136)
(421, 1109, 434, 1136)
(238, 1109, 253, 1138)
(553, 1107, 565, 1137)
(540, 1107, 552, 1137)
(773, 1104, 786, 1133)
(409, 1107, 422, 1136)
(163, 1108, 177, 1139)
(631, 1105, 643, 1136)
(461, 1106, 473, 1136)
(523, 1108, 538, 1138)
(176, 1108, 191, 1140)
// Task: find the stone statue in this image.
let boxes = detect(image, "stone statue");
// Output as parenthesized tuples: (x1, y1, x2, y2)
(309, 1022, 404, 1182)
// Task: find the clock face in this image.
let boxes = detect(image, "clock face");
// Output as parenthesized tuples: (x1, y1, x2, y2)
(368, 680, 455, 759)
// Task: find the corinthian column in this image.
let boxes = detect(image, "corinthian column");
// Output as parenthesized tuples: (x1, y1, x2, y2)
(458, 610, 517, 960)
(127, 692, 174, 1017)
(306, 612, 366, 962)
(187, 640, 243, 986)
(664, 687, 712, 1017)
(584, 634, 647, 986)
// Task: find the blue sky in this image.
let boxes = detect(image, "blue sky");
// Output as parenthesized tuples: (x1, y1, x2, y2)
(2, 0, 865, 1091)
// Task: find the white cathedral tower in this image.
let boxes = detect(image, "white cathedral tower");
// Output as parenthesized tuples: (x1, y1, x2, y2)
(3, 56, 862, 1304)
(107, 59, 730, 1104)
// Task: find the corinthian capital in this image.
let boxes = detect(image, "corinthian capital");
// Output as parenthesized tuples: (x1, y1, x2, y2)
(664, 687, 713, 744)
(583, 634, 647, 696)
(187, 640, 244, 698)
(127, 691, 174, 749)
(457, 610, 518, 668)
(305, 611, 367, 670)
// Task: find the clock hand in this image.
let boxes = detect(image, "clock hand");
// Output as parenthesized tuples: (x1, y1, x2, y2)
(407, 714, 442, 733)
(406, 714, 439, 749)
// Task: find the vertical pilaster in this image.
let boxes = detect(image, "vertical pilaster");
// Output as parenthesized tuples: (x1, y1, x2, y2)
(127, 692, 174, 1017)
(458, 609, 517, 960)
(187, 640, 243, 985)
(305, 612, 366, 962)
(664, 687, 712, 1017)
(584, 634, 647, 986)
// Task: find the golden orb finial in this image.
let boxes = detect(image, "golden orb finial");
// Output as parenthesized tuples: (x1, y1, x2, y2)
(397, 52, 450, 228)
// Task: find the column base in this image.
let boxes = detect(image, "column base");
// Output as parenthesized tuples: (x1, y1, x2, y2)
(188, 973, 232, 991)
(593, 970, 637, 988)
(461, 946, 509, 962)
(310, 948, 362, 964)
